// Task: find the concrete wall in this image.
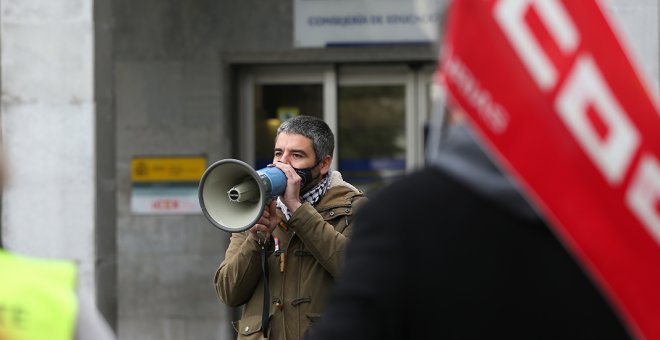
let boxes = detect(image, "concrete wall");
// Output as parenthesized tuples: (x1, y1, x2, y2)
(113, 0, 230, 339)
(1, 0, 98, 303)
(94, 0, 118, 329)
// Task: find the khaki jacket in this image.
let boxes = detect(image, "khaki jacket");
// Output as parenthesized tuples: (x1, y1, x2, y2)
(214, 171, 367, 340)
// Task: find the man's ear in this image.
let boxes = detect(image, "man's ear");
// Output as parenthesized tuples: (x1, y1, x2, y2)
(319, 155, 332, 175)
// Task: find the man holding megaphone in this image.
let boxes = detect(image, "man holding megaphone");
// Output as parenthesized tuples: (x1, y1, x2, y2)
(213, 115, 367, 340)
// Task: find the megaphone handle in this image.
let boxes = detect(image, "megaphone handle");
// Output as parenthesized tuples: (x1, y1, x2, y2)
(256, 231, 266, 245)
(256, 198, 276, 245)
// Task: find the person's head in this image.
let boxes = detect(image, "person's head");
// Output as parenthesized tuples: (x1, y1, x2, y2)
(274, 115, 334, 192)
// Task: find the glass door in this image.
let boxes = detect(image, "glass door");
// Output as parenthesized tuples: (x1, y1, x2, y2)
(253, 84, 323, 169)
(239, 65, 335, 168)
(239, 64, 435, 195)
(336, 66, 409, 193)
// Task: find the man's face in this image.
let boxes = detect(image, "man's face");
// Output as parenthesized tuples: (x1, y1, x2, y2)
(273, 133, 317, 169)
(273, 133, 331, 188)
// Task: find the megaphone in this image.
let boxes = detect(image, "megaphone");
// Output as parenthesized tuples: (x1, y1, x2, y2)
(198, 159, 287, 233)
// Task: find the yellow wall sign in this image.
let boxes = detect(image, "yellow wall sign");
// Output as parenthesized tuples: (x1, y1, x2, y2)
(131, 156, 207, 183)
(277, 107, 300, 122)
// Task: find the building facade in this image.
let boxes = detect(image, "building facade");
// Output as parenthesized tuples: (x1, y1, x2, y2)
(1, 0, 658, 339)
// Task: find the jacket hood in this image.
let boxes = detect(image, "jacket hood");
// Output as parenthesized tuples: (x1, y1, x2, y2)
(426, 120, 539, 220)
(316, 170, 363, 207)
(327, 170, 360, 193)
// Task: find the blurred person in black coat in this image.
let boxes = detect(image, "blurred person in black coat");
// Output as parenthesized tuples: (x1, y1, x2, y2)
(306, 112, 631, 339)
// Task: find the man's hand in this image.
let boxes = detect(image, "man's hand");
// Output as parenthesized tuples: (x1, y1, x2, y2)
(274, 162, 303, 213)
(248, 200, 278, 243)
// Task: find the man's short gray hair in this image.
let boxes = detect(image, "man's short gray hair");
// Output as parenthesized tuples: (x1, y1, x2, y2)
(277, 115, 335, 162)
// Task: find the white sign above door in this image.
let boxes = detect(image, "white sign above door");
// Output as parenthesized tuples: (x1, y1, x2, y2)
(294, 0, 445, 48)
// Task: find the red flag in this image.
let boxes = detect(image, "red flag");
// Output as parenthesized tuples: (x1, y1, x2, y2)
(440, 0, 660, 338)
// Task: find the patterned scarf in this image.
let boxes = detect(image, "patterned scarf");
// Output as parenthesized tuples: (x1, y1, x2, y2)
(277, 171, 331, 220)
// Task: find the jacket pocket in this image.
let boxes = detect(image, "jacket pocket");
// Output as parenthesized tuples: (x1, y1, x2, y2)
(232, 315, 262, 337)
(321, 207, 353, 234)
(321, 207, 351, 221)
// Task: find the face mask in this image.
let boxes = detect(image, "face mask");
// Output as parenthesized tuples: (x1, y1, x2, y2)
(293, 158, 324, 193)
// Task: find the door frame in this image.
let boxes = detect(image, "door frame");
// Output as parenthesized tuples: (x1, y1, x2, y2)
(238, 63, 436, 172)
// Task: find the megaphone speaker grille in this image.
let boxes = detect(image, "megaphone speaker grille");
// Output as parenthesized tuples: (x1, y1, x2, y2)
(199, 159, 266, 233)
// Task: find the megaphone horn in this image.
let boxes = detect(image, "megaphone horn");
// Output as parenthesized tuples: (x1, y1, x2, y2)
(198, 159, 287, 233)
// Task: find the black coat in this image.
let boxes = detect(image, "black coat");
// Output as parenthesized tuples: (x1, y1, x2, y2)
(308, 167, 631, 339)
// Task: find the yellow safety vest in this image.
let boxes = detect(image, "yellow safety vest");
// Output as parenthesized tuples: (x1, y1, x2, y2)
(0, 249, 78, 340)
